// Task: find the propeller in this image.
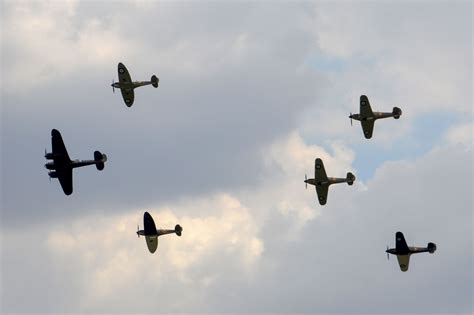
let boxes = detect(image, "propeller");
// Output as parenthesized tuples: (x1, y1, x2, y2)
(136, 224, 140, 238)
(112, 79, 115, 93)
(305, 174, 308, 189)
(386, 246, 389, 260)
(44, 148, 47, 158)
(349, 113, 353, 126)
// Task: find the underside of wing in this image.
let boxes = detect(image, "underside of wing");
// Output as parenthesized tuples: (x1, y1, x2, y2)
(120, 88, 135, 107)
(57, 169, 73, 195)
(395, 232, 410, 254)
(396, 255, 410, 272)
(360, 95, 374, 118)
(51, 129, 70, 163)
(145, 236, 158, 253)
(118, 63, 132, 83)
(315, 158, 328, 182)
(316, 185, 329, 205)
(314, 158, 329, 205)
(361, 120, 374, 139)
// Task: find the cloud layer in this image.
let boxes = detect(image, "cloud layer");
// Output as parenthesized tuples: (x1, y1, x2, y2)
(1, 1, 472, 313)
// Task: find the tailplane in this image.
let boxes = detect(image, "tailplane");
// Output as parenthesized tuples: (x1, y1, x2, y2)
(94, 151, 107, 170)
(175, 224, 183, 236)
(151, 75, 159, 88)
(346, 172, 356, 185)
(393, 107, 402, 119)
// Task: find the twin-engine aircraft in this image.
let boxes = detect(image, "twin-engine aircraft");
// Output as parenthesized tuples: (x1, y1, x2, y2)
(349, 95, 402, 139)
(305, 158, 356, 205)
(137, 211, 183, 254)
(386, 231, 436, 272)
(111, 62, 159, 107)
(44, 129, 107, 195)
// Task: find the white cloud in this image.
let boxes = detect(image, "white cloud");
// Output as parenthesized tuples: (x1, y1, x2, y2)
(45, 193, 264, 308)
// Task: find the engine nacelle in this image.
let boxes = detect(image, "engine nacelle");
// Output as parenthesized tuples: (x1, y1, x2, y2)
(48, 171, 59, 178)
(427, 242, 437, 254)
(346, 172, 356, 185)
(45, 152, 59, 159)
(393, 107, 402, 119)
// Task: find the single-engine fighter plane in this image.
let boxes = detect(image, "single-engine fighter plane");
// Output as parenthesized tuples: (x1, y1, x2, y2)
(136, 211, 182, 254)
(111, 62, 159, 107)
(44, 129, 107, 195)
(304, 158, 356, 205)
(349, 95, 402, 139)
(386, 231, 437, 272)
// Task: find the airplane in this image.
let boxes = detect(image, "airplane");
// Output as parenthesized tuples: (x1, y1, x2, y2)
(136, 211, 183, 254)
(349, 95, 402, 139)
(44, 129, 107, 195)
(111, 62, 159, 107)
(304, 158, 356, 205)
(386, 231, 437, 272)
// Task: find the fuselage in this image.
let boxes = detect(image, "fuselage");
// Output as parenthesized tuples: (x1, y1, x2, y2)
(305, 177, 347, 187)
(44, 159, 99, 170)
(112, 81, 151, 90)
(350, 112, 394, 122)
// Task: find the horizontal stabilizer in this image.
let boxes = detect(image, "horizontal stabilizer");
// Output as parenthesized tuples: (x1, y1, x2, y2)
(94, 151, 107, 170)
(346, 172, 356, 185)
(175, 224, 183, 236)
(151, 75, 159, 88)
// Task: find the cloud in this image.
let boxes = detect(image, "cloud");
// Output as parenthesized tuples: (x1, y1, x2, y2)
(1, 1, 472, 313)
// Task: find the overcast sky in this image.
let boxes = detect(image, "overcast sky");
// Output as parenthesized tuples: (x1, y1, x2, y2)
(1, 1, 472, 314)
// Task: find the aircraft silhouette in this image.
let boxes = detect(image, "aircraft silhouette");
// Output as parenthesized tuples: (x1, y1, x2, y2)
(349, 95, 402, 139)
(305, 158, 355, 205)
(44, 129, 107, 195)
(137, 211, 182, 254)
(111, 62, 159, 107)
(386, 231, 436, 272)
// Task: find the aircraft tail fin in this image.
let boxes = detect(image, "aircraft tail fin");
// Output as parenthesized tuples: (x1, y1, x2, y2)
(151, 75, 159, 88)
(346, 172, 356, 185)
(94, 151, 107, 170)
(175, 224, 183, 236)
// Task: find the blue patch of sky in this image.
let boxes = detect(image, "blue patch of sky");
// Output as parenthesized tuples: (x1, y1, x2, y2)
(352, 111, 460, 181)
(300, 111, 460, 182)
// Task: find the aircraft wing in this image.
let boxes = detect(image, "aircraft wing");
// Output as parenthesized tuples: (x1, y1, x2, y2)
(361, 120, 374, 139)
(316, 185, 329, 205)
(315, 158, 329, 205)
(118, 63, 134, 107)
(57, 168, 73, 195)
(360, 95, 374, 118)
(395, 232, 410, 254)
(51, 129, 71, 163)
(396, 255, 410, 272)
(145, 236, 158, 253)
(118, 63, 132, 83)
(120, 88, 134, 107)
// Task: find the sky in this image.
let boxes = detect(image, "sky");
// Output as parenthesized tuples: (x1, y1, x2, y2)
(1, 0, 472, 313)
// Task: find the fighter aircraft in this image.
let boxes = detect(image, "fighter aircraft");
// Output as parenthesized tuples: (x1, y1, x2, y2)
(304, 158, 356, 205)
(111, 62, 159, 107)
(136, 211, 182, 254)
(44, 129, 107, 195)
(349, 95, 402, 139)
(386, 231, 437, 272)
